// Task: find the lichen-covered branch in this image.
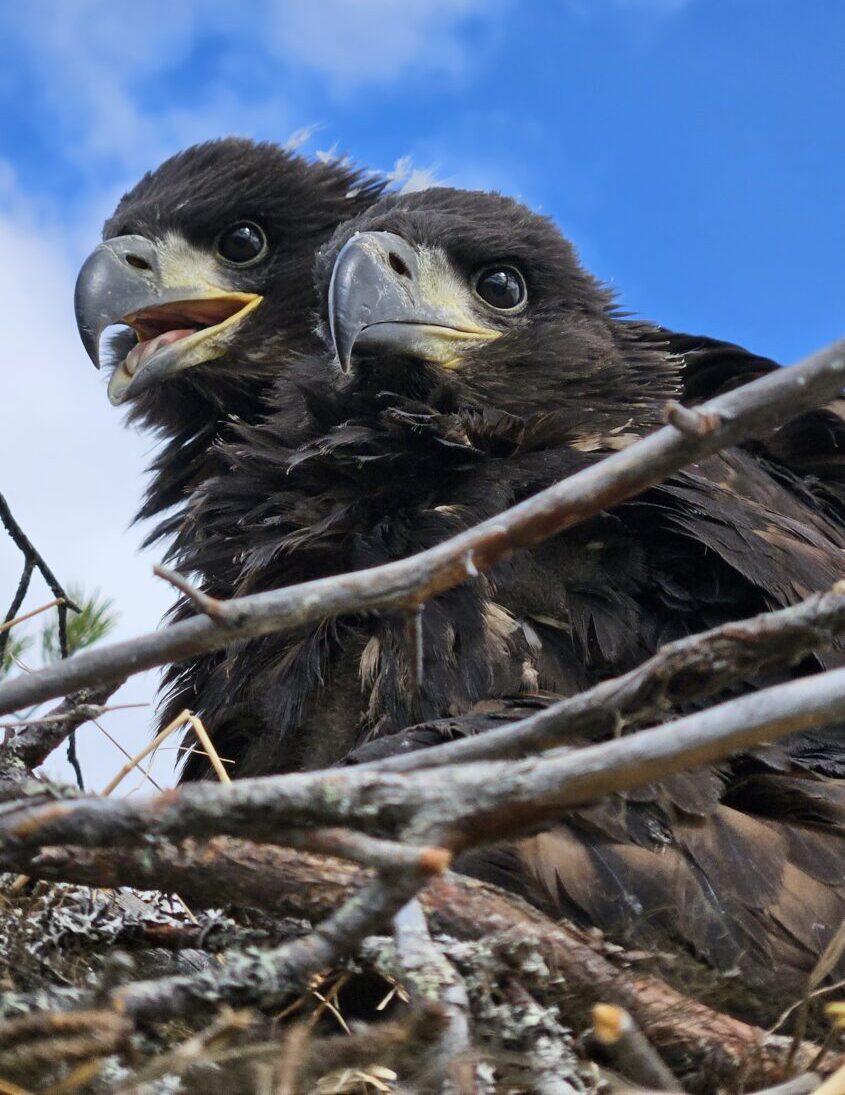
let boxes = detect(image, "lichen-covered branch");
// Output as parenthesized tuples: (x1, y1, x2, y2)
(388, 898, 472, 1084)
(112, 868, 426, 1023)
(0, 684, 121, 779)
(5, 838, 836, 1088)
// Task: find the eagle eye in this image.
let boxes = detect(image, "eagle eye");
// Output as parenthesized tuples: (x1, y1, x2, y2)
(216, 222, 267, 267)
(474, 267, 526, 311)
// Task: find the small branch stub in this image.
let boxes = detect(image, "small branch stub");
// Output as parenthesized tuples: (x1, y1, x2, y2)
(153, 565, 229, 623)
(591, 1004, 678, 1090)
(664, 399, 721, 438)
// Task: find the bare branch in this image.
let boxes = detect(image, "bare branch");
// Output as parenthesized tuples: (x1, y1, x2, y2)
(0, 493, 80, 669)
(0, 493, 86, 789)
(276, 830, 450, 874)
(153, 564, 228, 621)
(4, 662, 845, 856)
(664, 399, 720, 438)
(389, 898, 471, 1084)
(1, 338, 843, 717)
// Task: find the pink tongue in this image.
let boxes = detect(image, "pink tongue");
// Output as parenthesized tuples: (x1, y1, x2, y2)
(124, 328, 197, 376)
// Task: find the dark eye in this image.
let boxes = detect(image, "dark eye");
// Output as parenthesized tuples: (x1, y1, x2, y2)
(216, 222, 267, 266)
(474, 267, 526, 311)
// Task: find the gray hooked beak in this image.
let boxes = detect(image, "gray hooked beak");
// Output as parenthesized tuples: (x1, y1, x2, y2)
(74, 235, 262, 405)
(327, 231, 500, 373)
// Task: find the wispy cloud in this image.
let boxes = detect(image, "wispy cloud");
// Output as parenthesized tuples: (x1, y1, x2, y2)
(1, 0, 495, 182)
(269, 0, 492, 85)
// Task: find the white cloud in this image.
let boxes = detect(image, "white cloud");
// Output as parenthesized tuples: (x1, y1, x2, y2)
(1, 0, 493, 180)
(0, 175, 174, 791)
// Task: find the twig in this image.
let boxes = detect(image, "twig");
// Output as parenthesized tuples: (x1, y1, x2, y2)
(787, 920, 845, 1070)
(0, 494, 84, 789)
(0, 496, 81, 646)
(354, 585, 845, 773)
(5, 662, 845, 856)
(153, 565, 228, 621)
(769, 978, 845, 1036)
(0, 703, 144, 730)
(113, 1008, 253, 1093)
(91, 720, 163, 792)
(0, 560, 34, 667)
(591, 1004, 678, 1090)
(404, 608, 424, 694)
(664, 400, 720, 438)
(266, 830, 450, 874)
(99, 708, 187, 796)
(1, 337, 843, 717)
(0, 599, 64, 637)
(184, 711, 231, 784)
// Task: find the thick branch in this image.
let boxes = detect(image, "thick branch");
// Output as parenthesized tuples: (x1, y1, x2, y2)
(0, 683, 121, 776)
(8, 840, 833, 1088)
(357, 585, 845, 773)
(1, 338, 842, 717)
(4, 663, 845, 855)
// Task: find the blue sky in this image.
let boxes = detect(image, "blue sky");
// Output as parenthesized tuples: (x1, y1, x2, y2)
(1, 0, 842, 788)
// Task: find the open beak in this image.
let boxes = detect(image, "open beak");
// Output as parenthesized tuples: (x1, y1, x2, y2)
(74, 234, 262, 405)
(328, 231, 500, 373)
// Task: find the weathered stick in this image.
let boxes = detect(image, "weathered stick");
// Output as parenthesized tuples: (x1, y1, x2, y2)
(591, 1004, 678, 1090)
(0, 684, 121, 776)
(389, 898, 471, 1085)
(6, 840, 832, 1088)
(4, 663, 845, 855)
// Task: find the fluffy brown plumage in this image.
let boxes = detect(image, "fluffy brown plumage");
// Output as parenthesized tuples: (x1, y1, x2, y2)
(161, 186, 845, 1012)
(76, 138, 385, 548)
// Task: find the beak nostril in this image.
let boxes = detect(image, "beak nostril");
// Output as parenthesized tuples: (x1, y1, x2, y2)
(388, 252, 411, 279)
(125, 253, 152, 271)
